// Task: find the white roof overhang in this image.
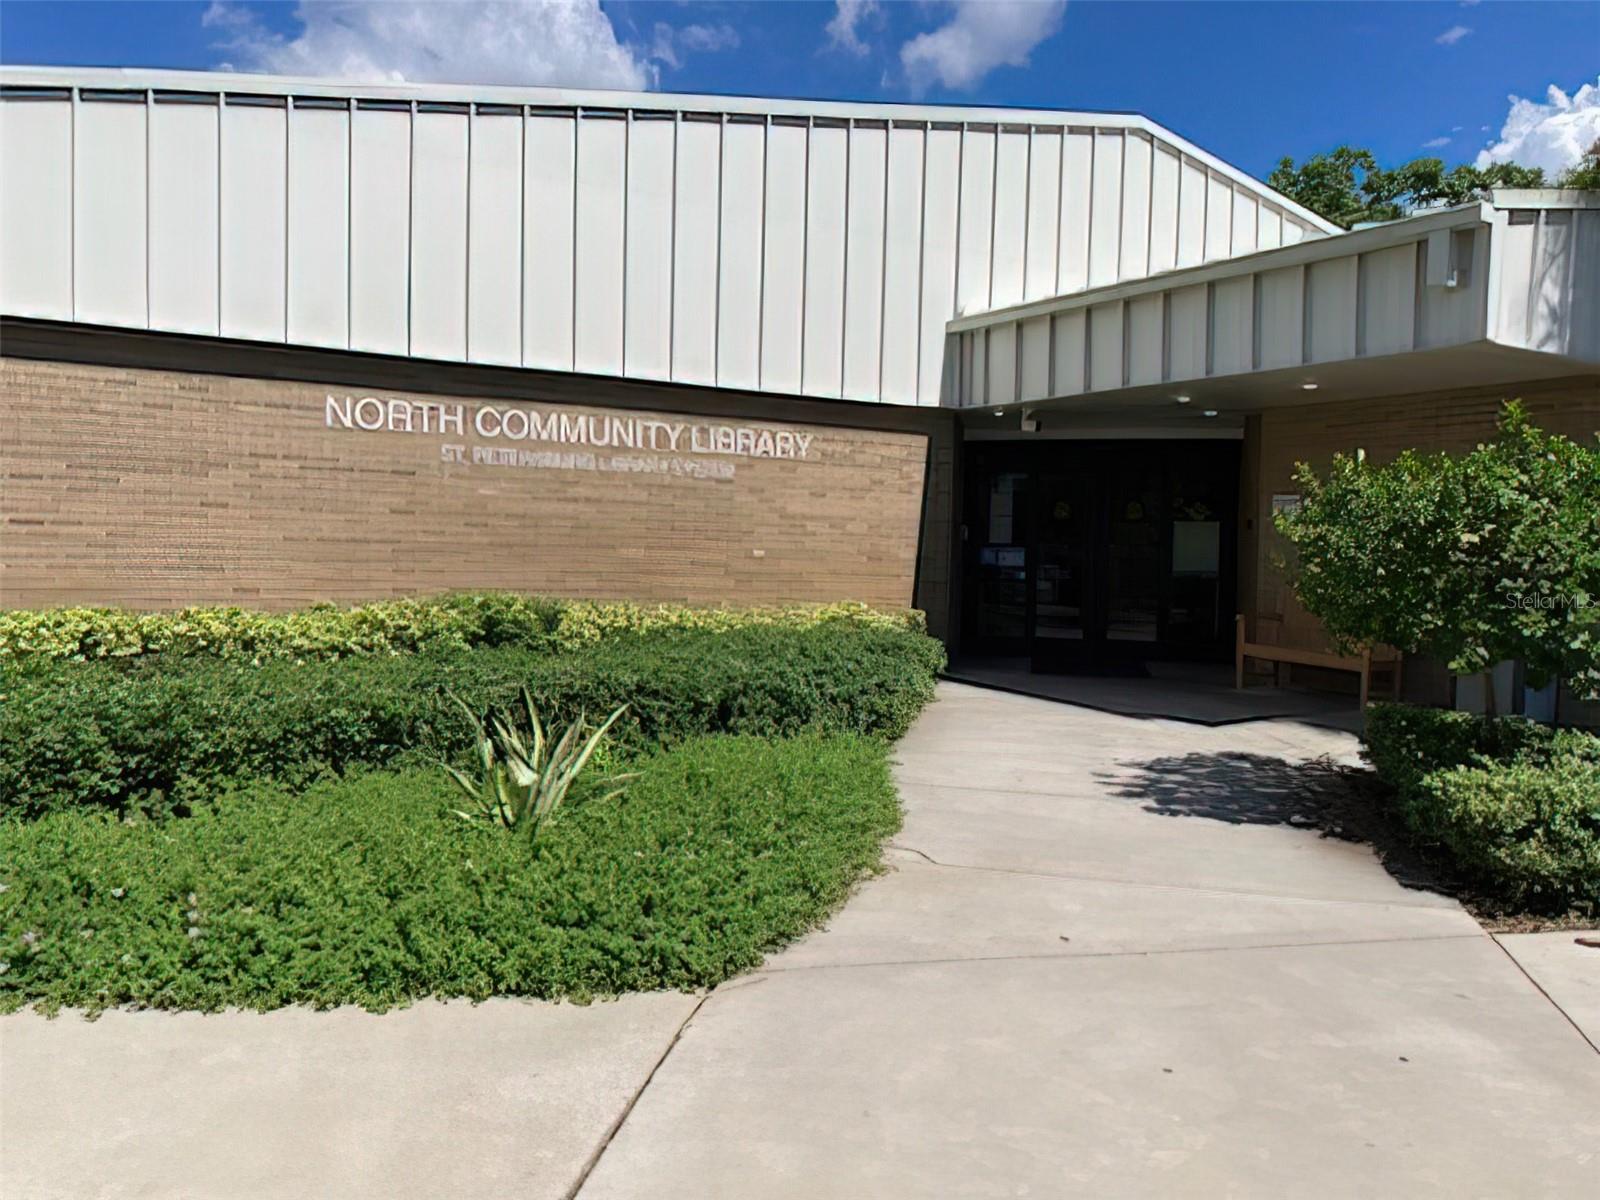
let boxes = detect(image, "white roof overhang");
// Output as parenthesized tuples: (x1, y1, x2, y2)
(946, 193, 1600, 422)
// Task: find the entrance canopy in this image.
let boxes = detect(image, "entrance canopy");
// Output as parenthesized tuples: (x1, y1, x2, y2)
(944, 190, 1600, 426)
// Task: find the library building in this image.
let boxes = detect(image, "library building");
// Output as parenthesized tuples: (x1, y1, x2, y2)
(2, 66, 1597, 716)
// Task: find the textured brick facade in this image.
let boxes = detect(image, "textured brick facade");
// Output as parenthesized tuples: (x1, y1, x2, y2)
(0, 357, 930, 611)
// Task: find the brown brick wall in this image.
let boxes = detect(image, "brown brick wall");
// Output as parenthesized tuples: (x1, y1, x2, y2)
(0, 357, 930, 612)
(1249, 375, 1600, 722)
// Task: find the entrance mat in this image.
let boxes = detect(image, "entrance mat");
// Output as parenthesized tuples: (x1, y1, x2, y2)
(942, 659, 1364, 730)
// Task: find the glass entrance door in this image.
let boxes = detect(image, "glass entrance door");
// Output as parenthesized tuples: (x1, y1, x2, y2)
(961, 440, 1240, 672)
(1103, 469, 1164, 648)
(1165, 466, 1230, 650)
(1030, 472, 1092, 670)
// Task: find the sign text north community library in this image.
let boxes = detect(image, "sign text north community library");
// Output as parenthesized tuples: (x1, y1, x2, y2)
(325, 394, 815, 460)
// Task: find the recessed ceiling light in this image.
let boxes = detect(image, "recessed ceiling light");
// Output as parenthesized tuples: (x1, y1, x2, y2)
(1174, 395, 1191, 405)
(1300, 381, 1319, 390)
(994, 409, 1006, 417)
(1202, 409, 1219, 418)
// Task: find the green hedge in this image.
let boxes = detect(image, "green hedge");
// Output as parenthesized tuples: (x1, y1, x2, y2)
(1362, 702, 1600, 913)
(0, 592, 923, 663)
(0, 624, 945, 820)
(0, 734, 901, 1014)
(1361, 703, 1596, 798)
(1415, 758, 1600, 912)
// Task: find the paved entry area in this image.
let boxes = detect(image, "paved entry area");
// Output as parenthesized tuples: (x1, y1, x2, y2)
(579, 683, 1598, 1198)
(5, 683, 1596, 1198)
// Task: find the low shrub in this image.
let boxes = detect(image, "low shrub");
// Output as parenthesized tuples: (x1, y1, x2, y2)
(1362, 701, 1600, 914)
(1413, 758, 1600, 913)
(0, 592, 923, 663)
(0, 733, 901, 1014)
(0, 624, 944, 819)
(0, 592, 544, 662)
(1360, 702, 1587, 798)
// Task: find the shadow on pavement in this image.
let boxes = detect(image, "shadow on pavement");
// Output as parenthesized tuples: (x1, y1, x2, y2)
(1101, 750, 1353, 827)
(1099, 750, 1453, 897)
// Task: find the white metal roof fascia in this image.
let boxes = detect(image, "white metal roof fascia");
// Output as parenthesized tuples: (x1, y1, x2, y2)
(1488, 188, 1600, 210)
(947, 202, 1493, 333)
(0, 63, 1341, 236)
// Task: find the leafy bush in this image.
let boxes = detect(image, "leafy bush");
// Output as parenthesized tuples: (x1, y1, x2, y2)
(1276, 402, 1600, 708)
(0, 624, 944, 819)
(1362, 701, 1600, 913)
(0, 733, 901, 1014)
(1414, 758, 1600, 912)
(0, 592, 923, 663)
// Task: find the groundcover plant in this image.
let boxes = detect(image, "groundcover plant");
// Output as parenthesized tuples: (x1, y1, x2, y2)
(0, 736, 901, 1014)
(0, 608, 944, 1014)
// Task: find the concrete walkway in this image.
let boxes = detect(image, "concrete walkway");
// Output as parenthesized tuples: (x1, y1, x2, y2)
(1, 994, 700, 1199)
(5, 683, 1596, 1198)
(1495, 930, 1600, 1050)
(577, 683, 1599, 1198)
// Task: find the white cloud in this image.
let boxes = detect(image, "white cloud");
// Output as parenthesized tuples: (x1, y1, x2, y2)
(1477, 78, 1600, 174)
(900, 0, 1066, 93)
(679, 24, 739, 55)
(649, 21, 739, 71)
(1435, 25, 1472, 46)
(826, 0, 881, 57)
(1422, 136, 1452, 149)
(204, 0, 655, 90)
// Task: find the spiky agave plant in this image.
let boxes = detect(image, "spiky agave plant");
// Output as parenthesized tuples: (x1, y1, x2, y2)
(443, 686, 629, 839)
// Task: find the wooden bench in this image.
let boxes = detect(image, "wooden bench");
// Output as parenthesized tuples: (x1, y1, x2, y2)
(1235, 614, 1402, 708)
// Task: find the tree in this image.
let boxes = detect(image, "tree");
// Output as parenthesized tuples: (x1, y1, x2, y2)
(1268, 147, 1386, 228)
(1269, 146, 1546, 229)
(1379, 158, 1547, 209)
(1275, 403, 1600, 714)
(1558, 139, 1600, 190)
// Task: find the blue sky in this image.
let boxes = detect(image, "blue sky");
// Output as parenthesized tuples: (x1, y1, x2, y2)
(3, 1, 1597, 179)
